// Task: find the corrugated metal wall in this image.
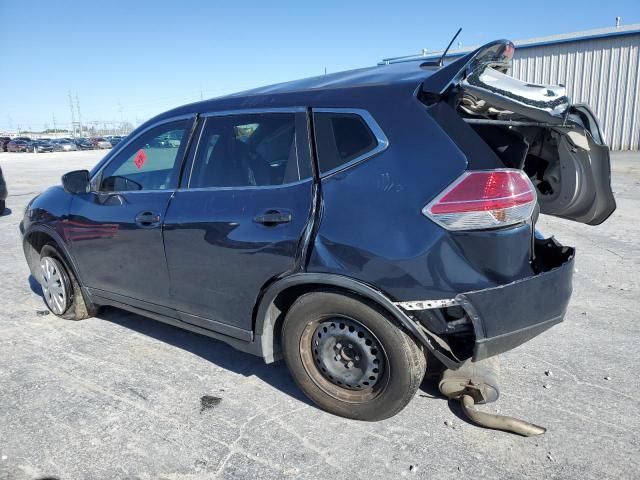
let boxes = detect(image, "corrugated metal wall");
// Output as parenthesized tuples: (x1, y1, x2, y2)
(510, 34, 640, 150)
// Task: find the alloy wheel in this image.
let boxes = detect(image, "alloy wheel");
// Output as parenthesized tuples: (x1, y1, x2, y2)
(40, 257, 68, 315)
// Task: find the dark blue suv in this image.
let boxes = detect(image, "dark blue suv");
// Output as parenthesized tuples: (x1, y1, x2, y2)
(21, 40, 615, 420)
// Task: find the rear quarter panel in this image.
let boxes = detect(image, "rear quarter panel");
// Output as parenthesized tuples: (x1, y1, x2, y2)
(307, 95, 535, 301)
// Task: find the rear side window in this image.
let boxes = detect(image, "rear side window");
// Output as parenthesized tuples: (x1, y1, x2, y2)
(313, 112, 379, 174)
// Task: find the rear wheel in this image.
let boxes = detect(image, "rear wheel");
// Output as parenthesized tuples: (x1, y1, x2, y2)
(282, 292, 426, 421)
(39, 245, 98, 320)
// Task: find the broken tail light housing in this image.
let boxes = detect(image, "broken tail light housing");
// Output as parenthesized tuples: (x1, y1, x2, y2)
(423, 169, 536, 231)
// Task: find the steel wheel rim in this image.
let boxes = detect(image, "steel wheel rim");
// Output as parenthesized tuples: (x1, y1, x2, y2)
(40, 257, 67, 315)
(299, 315, 389, 403)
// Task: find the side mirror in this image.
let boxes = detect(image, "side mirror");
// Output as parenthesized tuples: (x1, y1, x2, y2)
(62, 170, 90, 194)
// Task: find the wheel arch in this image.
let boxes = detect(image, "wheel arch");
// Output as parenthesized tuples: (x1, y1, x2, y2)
(253, 273, 456, 367)
(23, 225, 79, 285)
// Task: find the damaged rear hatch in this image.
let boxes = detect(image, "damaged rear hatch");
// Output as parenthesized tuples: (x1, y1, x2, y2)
(422, 40, 616, 225)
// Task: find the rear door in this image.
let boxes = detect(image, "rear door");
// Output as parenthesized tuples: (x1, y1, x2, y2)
(162, 109, 314, 338)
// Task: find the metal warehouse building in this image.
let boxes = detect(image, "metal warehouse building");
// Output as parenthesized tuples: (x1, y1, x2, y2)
(384, 24, 640, 150)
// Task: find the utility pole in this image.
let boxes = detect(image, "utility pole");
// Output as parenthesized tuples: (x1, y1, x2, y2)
(118, 102, 124, 135)
(52, 113, 57, 134)
(75, 92, 82, 136)
(68, 91, 76, 137)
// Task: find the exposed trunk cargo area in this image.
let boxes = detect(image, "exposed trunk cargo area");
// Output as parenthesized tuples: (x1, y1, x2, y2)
(421, 40, 617, 226)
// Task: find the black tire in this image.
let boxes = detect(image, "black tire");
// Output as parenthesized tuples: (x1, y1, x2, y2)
(0, 200, 5, 213)
(39, 245, 98, 320)
(281, 291, 426, 421)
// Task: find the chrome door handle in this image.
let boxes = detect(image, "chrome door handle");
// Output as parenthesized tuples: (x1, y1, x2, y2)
(135, 211, 161, 228)
(253, 210, 292, 226)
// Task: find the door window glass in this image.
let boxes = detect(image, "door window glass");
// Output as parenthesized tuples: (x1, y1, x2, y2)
(313, 112, 378, 174)
(190, 113, 308, 188)
(99, 120, 190, 192)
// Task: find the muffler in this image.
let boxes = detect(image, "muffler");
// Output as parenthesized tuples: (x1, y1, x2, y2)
(439, 357, 546, 437)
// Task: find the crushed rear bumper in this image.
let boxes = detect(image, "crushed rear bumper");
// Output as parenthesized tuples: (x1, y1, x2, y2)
(395, 237, 575, 364)
(458, 239, 575, 361)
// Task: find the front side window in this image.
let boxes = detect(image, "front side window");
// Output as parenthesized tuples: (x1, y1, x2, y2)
(189, 113, 309, 188)
(313, 111, 379, 174)
(98, 119, 190, 192)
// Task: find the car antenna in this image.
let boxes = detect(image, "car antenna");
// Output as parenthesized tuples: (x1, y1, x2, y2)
(422, 27, 462, 67)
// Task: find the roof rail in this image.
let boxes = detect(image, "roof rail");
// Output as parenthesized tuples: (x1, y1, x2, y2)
(378, 49, 441, 66)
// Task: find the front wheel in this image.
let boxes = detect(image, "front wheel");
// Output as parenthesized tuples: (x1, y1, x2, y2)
(282, 292, 426, 421)
(39, 245, 98, 320)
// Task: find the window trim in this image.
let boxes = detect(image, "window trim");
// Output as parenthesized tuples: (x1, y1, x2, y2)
(181, 107, 311, 191)
(312, 108, 389, 178)
(200, 107, 307, 118)
(90, 113, 196, 194)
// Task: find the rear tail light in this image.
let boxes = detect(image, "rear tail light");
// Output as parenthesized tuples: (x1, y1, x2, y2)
(423, 169, 536, 231)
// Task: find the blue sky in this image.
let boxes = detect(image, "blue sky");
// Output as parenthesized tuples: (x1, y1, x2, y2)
(1, 0, 638, 131)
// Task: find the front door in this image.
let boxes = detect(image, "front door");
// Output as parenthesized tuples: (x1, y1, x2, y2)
(162, 110, 314, 337)
(68, 117, 194, 309)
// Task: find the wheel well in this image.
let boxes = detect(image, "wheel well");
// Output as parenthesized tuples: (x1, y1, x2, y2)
(24, 231, 76, 283)
(269, 283, 323, 345)
(24, 231, 56, 282)
(255, 282, 408, 363)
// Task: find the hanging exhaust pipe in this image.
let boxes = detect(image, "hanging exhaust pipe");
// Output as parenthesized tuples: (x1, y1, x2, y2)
(459, 394, 546, 437)
(439, 357, 546, 437)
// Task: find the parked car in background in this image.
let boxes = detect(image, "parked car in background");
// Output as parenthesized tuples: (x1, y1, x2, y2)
(13, 136, 32, 142)
(50, 139, 78, 152)
(89, 137, 112, 149)
(0, 137, 11, 152)
(72, 138, 94, 150)
(20, 39, 616, 421)
(30, 140, 54, 153)
(7, 140, 31, 152)
(109, 136, 123, 147)
(0, 165, 6, 212)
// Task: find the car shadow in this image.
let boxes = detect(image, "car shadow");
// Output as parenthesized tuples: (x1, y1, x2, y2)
(27, 275, 455, 413)
(0, 207, 11, 217)
(418, 364, 479, 427)
(418, 375, 442, 399)
(96, 306, 313, 405)
(29, 275, 43, 296)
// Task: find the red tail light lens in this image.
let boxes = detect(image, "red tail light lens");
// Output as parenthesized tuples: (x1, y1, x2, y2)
(423, 169, 536, 231)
